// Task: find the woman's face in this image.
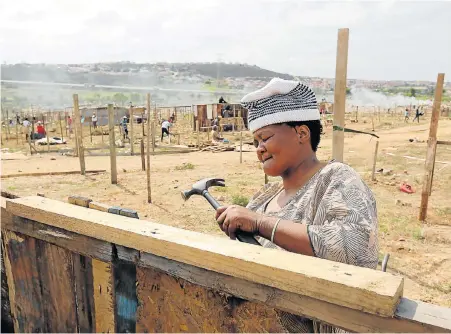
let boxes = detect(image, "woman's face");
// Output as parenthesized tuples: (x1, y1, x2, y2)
(253, 124, 310, 176)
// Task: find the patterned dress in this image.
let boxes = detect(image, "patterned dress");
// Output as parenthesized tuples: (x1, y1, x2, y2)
(246, 161, 379, 333)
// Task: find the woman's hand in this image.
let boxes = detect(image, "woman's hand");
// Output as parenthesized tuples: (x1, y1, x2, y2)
(215, 205, 260, 240)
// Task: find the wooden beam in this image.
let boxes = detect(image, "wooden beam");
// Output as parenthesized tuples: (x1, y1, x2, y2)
(437, 140, 451, 146)
(73, 94, 85, 174)
(332, 28, 349, 162)
(1, 170, 106, 179)
(108, 104, 117, 184)
(419, 73, 445, 221)
(92, 259, 116, 333)
(371, 140, 379, 181)
(6, 196, 404, 317)
(129, 106, 134, 155)
(146, 95, 152, 204)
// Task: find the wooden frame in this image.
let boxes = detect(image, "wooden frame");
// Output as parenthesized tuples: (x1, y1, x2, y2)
(2, 196, 451, 332)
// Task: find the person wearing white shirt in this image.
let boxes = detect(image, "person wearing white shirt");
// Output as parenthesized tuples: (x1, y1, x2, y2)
(161, 120, 172, 142)
(22, 118, 31, 141)
(92, 113, 98, 128)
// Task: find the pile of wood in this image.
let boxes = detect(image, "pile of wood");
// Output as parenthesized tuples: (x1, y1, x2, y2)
(200, 143, 235, 153)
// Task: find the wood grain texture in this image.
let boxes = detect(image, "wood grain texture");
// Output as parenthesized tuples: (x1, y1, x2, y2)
(73, 254, 95, 333)
(92, 258, 115, 333)
(136, 266, 286, 333)
(2, 230, 45, 332)
(36, 240, 78, 332)
(113, 260, 137, 333)
(139, 252, 451, 333)
(6, 196, 404, 317)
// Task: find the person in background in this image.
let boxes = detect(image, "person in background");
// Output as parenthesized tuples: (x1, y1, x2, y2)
(219, 96, 227, 104)
(161, 119, 172, 142)
(121, 116, 129, 140)
(36, 121, 46, 139)
(92, 112, 98, 128)
(67, 116, 73, 134)
(404, 107, 409, 122)
(22, 117, 31, 141)
(211, 125, 224, 144)
(412, 106, 422, 123)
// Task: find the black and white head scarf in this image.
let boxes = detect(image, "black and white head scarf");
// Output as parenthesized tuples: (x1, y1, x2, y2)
(241, 78, 320, 132)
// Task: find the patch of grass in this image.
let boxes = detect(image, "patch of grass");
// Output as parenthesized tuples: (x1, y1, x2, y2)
(231, 194, 249, 207)
(412, 227, 425, 240)
(175, 162, 195, 170)
(7, 186, 17, 191)
(215, 186, 228, 193)
(436, 207, 451, 216)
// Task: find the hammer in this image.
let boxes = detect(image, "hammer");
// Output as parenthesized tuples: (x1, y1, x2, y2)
(181, 178, 260, 246)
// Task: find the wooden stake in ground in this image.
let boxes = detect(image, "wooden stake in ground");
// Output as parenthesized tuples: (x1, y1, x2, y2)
(419, 73, 445, 221)
(73, 94, 86, 175)
(146, 95, 152, 203)
(332, 28, 349, 163)
(264, 174, 268, 185)
(129, 105, 134, 155)
(46, 112, 50, 153)
(197, 120, 200, 148)
(240, 130, 243, 164)
(59, 111, 64, 142)
(371, 141, 379, 181)
(140, 139, 145, 171)
(15, 121, 18, 144)
(108, 104, 117, 184)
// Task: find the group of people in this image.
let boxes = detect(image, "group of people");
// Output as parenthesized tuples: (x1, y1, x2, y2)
(404, 105, 424, 123)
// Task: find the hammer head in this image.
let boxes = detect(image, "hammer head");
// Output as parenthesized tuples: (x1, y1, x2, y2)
(181, 178, 225, 201)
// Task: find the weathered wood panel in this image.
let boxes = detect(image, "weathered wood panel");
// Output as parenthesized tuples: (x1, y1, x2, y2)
(73, 254, 95, 333)
(114, 260, 138, 333)
(136, 266, 286, 333)
(6, 196, 404, 317)
(92, 259, 115, 333)
(36, 240, 78, 332)
(2, 230, 45, 332)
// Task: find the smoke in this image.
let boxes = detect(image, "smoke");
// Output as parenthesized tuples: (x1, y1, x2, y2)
(347, 87, 433, 108)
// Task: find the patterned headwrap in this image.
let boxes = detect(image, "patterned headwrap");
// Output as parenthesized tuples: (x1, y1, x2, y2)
(241, 78, 320, 132)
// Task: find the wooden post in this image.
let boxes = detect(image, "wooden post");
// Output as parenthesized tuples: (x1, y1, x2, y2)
(332, 28, 349, 163)
(108, 104, 117, 184)
(264, 174, 268, 185)
(371, 141, 379, 181)
(46, 113, 50, 153)
(141, 112, 145, 137)
(15, 121, 18, 144)
(129, 106, 134, 155)
(240, 130, 243, 163)
(59, 112, 64, 142)
(419, 73, 445, 221)
(140, 139, 145, 171)
(146, 97, 152, 203)
(151, 122, 155, 152)
(197, 120, 200, 148)
(89, 122, 93, 143)
(73, 94, 85, 175)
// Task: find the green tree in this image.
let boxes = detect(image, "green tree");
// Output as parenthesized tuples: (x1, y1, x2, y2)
(410, 88, 416, 97)
(113, 92, 128, 106)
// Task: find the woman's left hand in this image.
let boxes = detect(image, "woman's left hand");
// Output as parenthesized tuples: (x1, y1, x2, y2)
(215, 205, 260, 240)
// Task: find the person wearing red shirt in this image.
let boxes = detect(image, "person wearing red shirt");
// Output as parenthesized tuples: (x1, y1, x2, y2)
(36, 121, 46, 139)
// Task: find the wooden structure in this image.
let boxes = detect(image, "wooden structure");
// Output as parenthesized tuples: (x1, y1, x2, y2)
(1, 195, 451, 333)
(193, 103, 248, 130)
(419, 73, 446, 221)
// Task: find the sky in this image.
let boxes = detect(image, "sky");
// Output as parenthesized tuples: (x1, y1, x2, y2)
(0, 0, 450, 81)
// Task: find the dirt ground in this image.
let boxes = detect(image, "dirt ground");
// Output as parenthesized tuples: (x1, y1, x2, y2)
(1, 112, 451, 308)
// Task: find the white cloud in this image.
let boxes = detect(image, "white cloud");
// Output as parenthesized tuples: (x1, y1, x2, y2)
(0, 0, 450, 81)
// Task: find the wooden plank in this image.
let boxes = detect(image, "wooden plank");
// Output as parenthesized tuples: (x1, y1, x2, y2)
(89, 201, 111, 212)
(36, 240, 78, 332)
(437, 140, 451, 146)
(1, 169, 106, 179)
(92, 259, 115, 333)
(332, 28, 349, 162)
(108, 104, 117, 184)
(139, 252, 451, 333)
(73, 94, 86, 175)
(136, 265, 286, 333)
(2, 230, 45, 332)
(419, 73, 445, 221)
(146, 94, 152, 204)
(129, 106, 134, 155)
(6, 196, 404, 317)
(2, 214, 113, 262)
(1, 235, 14, 333)
(73, 254, 95, 333)
(113, 259, 137, 332)
(68, 195, 92, 207)
(371, 140, 379, 181)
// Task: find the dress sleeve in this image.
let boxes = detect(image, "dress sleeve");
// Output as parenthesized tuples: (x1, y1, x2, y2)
(307, 168, 379, 269)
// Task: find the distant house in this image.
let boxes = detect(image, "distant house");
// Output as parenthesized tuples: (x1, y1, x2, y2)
(78, 106, 129, 126)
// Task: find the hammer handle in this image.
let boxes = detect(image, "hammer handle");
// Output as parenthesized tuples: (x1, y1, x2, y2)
(203, 191, 261, 246)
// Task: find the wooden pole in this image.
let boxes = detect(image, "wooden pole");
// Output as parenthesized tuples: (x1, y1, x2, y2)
(264, 174, 268, 185)
(108, 104, 117, 184)
(419, 73, 445, 221)
(89, 122, 92, 143)
(73, 94, 85, 175)
(59, 112, 64, 142)
(240, 130, 243, 163)
(140, 139, 145, 171)
(129, 106, 134, 155)
(371, 141, 379, 181)
(197, 120, 200, 148)
(146, 96, 152, 203)
(15, 121, 18, 144)
(141, 112, 145, 137)
(46, 113, 50, 153)
(332, 28, 349, 163)
(151, 121, 155, 152)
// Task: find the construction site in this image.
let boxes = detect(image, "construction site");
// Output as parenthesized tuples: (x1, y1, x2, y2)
(1, 27, 451, 333)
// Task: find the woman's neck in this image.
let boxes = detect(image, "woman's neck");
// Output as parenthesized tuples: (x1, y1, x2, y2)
(281, 154, 322, 196)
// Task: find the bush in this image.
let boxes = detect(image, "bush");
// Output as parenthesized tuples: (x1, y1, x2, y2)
(231, 194, 249, 207)
(175, 162, 195, 170)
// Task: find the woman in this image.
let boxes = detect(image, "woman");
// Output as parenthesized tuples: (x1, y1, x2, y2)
(216, 78, 378, 333)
